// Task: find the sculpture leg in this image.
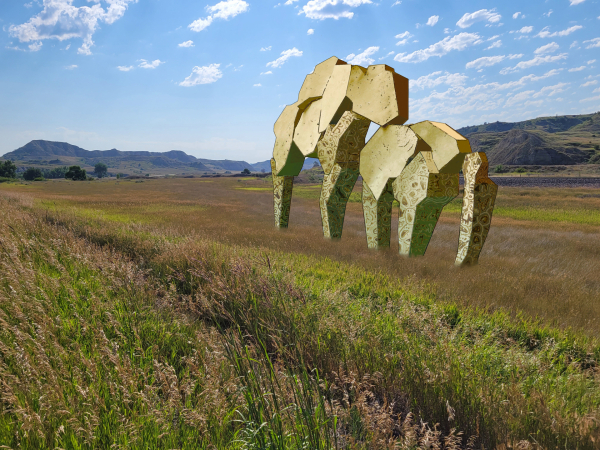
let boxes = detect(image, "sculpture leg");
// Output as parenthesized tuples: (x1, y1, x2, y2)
(271, 158, 294, 228)
(393, 153, 459, 257)
(455, 152, 498, 266)
(362, 179, 394, 249)
(320, 164, 359, 239)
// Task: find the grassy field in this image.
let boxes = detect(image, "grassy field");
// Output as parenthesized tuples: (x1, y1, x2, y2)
(2, 177, 600, 448)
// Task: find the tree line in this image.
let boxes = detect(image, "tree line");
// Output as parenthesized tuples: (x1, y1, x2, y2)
(0, 161, 109, 181)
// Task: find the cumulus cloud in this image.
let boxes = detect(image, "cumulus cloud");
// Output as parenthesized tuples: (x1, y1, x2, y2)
(346, 46, 379, 65)
(584, 38, 600, 49)
(65, 64, 77, 70)
(260, 46, 272, 51)
(8, 0, 137, 55)
(410, 71, 468, 90)
(589, 59, 597, 64)
(138, 59, 164, 69)
(307, 28, 314, 35)
(568, 66, 586, 72)
(266, 48, 303, 68)
(534, 42, 559, 54)
(570, 0, 585, 5)
(426, 15, 439, 26)
(466, 54, 522, 70)
(117, 65, 134, 71)
(486, 40, 502, 49)
(581, 80, 598, 87)
(510, 26, 533, 34)
(189, 0, 249, 32)
(395, 31, 412, 46)
(537, 25, 583, 38)
(300, 0, 373, 20)
(512, 12, 521, 19)
(543, 10, 553, 17)
(260, 71, 272, 75)
(28, 41, 42, 52)
(532, 82, 569, 97)
(456, 9, 501, 28)
(180, 64, 223, 86)
(179, 40, 194, 48)
(394, 32, 482, 63)
(500, 53, 567, 74)
(410, 69, 562, 121)
(253, 83, 262, 87)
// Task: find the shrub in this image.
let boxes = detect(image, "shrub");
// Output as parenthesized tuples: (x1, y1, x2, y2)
(65, 166, 87, 181)
(242, 168, 251, 174)
(94, 162, 108, 178)
(23, 167, 43, 181)
(0, 160, 17, 178)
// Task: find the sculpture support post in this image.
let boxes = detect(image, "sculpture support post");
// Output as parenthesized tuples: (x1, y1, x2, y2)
(394, 153, 459, 257)
(271, 159, 294, 228)
(362, 179, 394, 249)
(455, 152, 497, 266)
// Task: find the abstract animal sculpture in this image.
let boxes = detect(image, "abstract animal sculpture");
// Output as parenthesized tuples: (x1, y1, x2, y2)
(270, 57, 497, 266)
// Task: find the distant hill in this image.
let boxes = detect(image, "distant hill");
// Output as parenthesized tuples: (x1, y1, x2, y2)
(1, 140, 321, 175)
(457, 112, 600, 166)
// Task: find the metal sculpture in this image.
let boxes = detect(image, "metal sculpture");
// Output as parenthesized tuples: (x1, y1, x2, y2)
(270, 57, 497, 266)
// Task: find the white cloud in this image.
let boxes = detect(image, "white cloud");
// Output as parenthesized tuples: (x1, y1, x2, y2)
(532, 82, 569, 97)
(307, 28, 314, 35)
(518, 26, 533, 34)
(28, 41, 42, 52)
(456, 9, 501, 28)
(260, 71, 272, 75)
(570, 0, 585, 5)
(9, 0, 138, 55)
(534, 42, 559, 54)
(486, 40, 502, 49)
(505, 90, 534, 107)
(266, 48, 303, 68)
(117, 65, 134, 72)
(285, 0, 298, 4)
(537, 25, 583, 38)
(426, 15, 439, 26)
(394, 32, 482, 63)
(543, 10, 553, 17)
(253, 83, 262, 87)
(581, 80, 598, 87)
(409, 69, 561, 122)
(189, 0, 249, 32)
(300, 0, 373, 20)
(392, 1, 401, 5)
(410, 71, 468, 90)
(379, 51, 395, 60)
(500, 53, 567, 74)
(466, 55, 522, 70)
(568, 66, 586, 72)
(180, 64, 223, 86)
(65, 64, 77, 70)
(584, 38, 600, 49)
(580, 95, 600, 102)
(260, 46, 272, 51)
(512, 12, 521, 19)
(346, 46, 379, 65)
(179, 40, 194, 48)
(594, 87, 600, 93)
(395, 31, 412, 46)
(588, 60, 596, 64)
(444, 28, 451, 34)
(570, 41, 579, 49)
(138, 59, 164, 69)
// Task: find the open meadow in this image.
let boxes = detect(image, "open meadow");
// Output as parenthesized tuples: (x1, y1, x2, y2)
(2, 176, 600, 449)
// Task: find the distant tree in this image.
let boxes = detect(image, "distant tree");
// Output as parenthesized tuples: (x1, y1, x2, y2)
(65, 165, 87, 181)
(23, 167, 43, 181)
(261, 168, 265, 173)
(0, 160, 17, 178)
(42, 166, 68, 179)
(242, 168, 251, 174)
(94, 162, 108, 178)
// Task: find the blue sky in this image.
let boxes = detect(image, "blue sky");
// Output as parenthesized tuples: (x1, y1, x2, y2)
(1, 0, 599, 162)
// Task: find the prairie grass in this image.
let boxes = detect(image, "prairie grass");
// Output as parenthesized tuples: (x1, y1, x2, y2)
(3, 179, 600, 447)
